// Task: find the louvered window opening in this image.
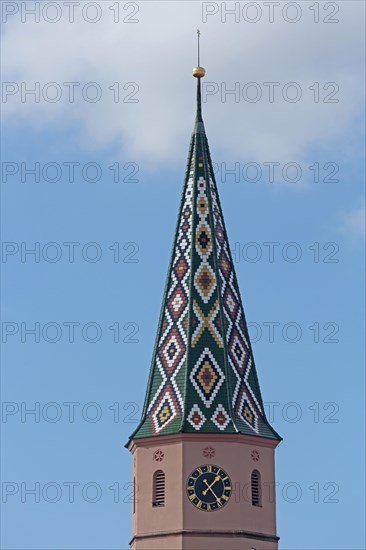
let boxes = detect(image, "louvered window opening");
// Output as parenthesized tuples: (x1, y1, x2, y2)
(251, 470, 261, 507)
(133, 477, 136, 514)
(153, 470, 165, 506)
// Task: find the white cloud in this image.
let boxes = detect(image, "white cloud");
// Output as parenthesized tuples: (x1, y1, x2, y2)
(1, 1, 365, 169)
(341, 204, 366, 237)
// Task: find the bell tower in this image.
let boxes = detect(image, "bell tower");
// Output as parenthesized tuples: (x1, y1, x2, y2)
(126, 33, 282, 550)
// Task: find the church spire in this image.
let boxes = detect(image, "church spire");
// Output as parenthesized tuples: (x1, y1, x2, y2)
(129, 38, 281, 443)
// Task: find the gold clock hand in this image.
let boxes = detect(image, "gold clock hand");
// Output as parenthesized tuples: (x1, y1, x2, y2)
(202, 475, 220, 495)
(204, 482, 221, 503)
(202, 476, 221, 502)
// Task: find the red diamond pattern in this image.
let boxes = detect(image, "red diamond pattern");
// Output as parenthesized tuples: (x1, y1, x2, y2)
(158, 328, 185, 374)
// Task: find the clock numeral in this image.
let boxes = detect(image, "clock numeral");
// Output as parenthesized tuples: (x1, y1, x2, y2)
(207, 465, 212, 473)
(207, 504, 211, 511)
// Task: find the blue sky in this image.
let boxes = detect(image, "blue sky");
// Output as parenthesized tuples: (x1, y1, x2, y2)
(1, 1, 365, 549)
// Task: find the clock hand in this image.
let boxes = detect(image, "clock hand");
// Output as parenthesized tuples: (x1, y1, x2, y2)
(202, 475, 220, 495)
(203, 482, 220, 503)
(202, 476, 221, 502)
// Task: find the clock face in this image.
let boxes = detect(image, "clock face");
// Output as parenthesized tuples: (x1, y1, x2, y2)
(186, 464, 232, 512)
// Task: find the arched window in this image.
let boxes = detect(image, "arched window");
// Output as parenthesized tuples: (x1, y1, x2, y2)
(251, 469, 261, 507)
(152, 470, 165, 506)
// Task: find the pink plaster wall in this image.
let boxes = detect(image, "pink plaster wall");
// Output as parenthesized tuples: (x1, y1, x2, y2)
(129, 433, 279, 550)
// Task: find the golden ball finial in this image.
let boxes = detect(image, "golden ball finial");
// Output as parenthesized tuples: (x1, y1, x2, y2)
(193, 66, 206, 78)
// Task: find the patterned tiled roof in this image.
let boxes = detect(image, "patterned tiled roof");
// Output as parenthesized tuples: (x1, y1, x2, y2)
(130, 76, 281, 441)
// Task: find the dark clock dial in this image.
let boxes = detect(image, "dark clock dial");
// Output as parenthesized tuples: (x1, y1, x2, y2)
(186, 464, 232, 512)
